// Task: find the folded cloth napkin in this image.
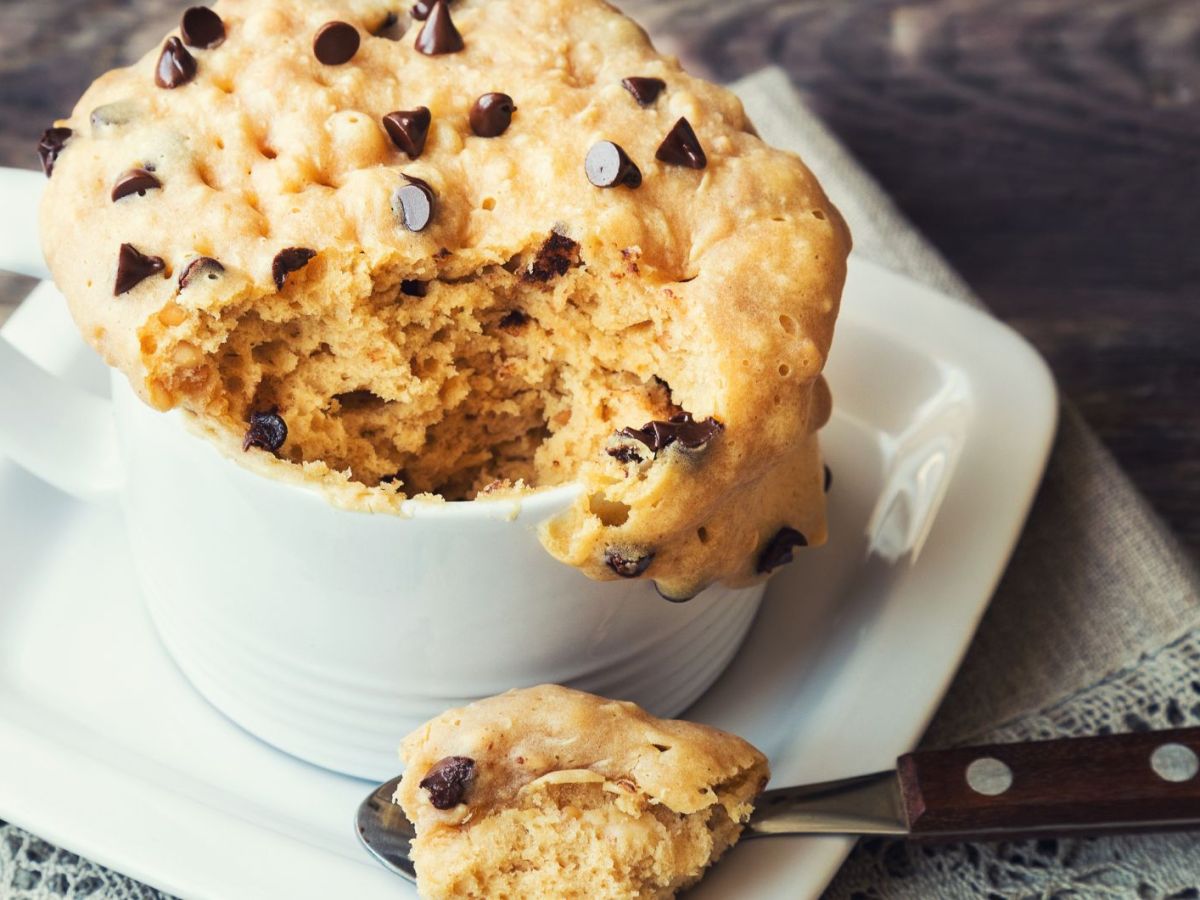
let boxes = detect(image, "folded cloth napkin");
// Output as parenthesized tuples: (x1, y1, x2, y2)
(2, 67, 1198, 900)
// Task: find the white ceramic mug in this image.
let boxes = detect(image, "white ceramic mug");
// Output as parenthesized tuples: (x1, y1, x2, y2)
(0, 167, 765, 781)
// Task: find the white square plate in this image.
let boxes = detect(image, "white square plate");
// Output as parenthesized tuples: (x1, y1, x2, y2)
(0, 256, 1056, 899)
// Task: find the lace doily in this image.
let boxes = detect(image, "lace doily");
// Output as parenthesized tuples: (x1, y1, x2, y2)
(0, 828, 170, 899)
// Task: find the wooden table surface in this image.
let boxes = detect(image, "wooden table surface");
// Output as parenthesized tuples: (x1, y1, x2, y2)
(1, 0, 1197, 557)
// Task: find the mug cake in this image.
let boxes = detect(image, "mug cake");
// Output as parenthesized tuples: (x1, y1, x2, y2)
(38, 0, 849, 600)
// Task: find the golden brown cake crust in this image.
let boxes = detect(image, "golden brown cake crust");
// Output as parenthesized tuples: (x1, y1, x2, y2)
(398, 684, 768, 818)
(39, 0, 850, 596)
(397, 685, 770, 899)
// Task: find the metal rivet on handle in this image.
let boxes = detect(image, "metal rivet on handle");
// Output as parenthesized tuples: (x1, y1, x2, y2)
(965, 757, 1013, 796)
(1150, 743, 1199, 783)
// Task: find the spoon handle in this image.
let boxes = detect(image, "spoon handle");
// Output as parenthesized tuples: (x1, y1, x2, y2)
(898, 726, 1200, 840)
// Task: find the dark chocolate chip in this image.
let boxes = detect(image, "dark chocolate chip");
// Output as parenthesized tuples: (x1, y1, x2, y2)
(756, 527, 808, 574)
(622, 77, 666, 107)
(414, 0, 463, 55)
(373, 11, 403, 38)
(419, 756, 475, 809)
(382, 107, 431, 159)
(155, 37, 197, 89)
(656, 117, 707, 170)
(400, 279, 428, 297)
(824, 465, 832, 493)
(181, 6, 225, 49)
(272, 247, 316, 290)
(606, 444, 644, 465)
(313, 21, 361, 65)
(243, 408, 288, 453)
(523, 232, 579, 283)
(37, 127, 72, 177)
(114, 243, 165, 295)
(499, 310, 528, 330)
(111, 168, 162, 202)
(586, 141, 641, 189)
(410, 0, 436, 19)
(670, 414, 725, 448)
(618, 413, 724, 454)
(178, 256, 225, 289)
(393, 176, 435, 232)
(470, 93, 516, 138)
(605, 549, 655, 578)
(655, 584, 696, 604)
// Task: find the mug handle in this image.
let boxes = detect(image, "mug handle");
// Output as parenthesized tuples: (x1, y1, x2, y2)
(0, 166, 123, 500)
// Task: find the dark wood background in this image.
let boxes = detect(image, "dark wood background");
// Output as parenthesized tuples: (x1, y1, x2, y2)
(1, 0, 1197, 557)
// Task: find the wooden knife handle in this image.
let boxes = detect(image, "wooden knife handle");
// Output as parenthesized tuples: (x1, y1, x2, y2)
(897, 727, 1200, 841)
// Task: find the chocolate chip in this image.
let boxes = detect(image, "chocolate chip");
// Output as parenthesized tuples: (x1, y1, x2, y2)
(372, 11, 404, 38)
(243, 408, 288, 453)
(393, 176, 435, 232)
(656, 117, 707, 170)
(400, 279, 428, 297)
(410, 0, 436, 19)
(314, 21, 361, 65)
(618, 413, 724, 454)
(824, 465, 832, 493)
(178, 256, 225, 289)
(470, 93, 516, 138)
(114, 244, 165, 295)
(419, 756, 475, 809)
(499, 310, 528, 330)
(605, 549, 655, 578)
(606, 443, 644, 466)
(181, 6, 225, 49)
(415, 0, 463, 55)
(756, 527, 808, 574)
(382, 108, 431, 159)
(111, 168, 162, 202)
(524, 232, 579, 283)
(37, 127, 72, 177)
(155, 37, 197, 89)
(586, 141, 641, 189)
(622, 77, 666, 107)
(272, 247, 316, 290)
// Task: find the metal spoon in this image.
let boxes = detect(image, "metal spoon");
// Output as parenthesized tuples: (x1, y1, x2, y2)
(357, 777, 416, 881)
(357, 727, 1200, 883)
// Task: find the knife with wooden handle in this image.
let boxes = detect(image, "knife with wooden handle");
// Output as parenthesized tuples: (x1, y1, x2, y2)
(747, 727, 1200, 841)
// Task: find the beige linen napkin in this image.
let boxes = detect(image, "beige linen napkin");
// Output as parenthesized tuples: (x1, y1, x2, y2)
(2, 67, 1199, 900)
